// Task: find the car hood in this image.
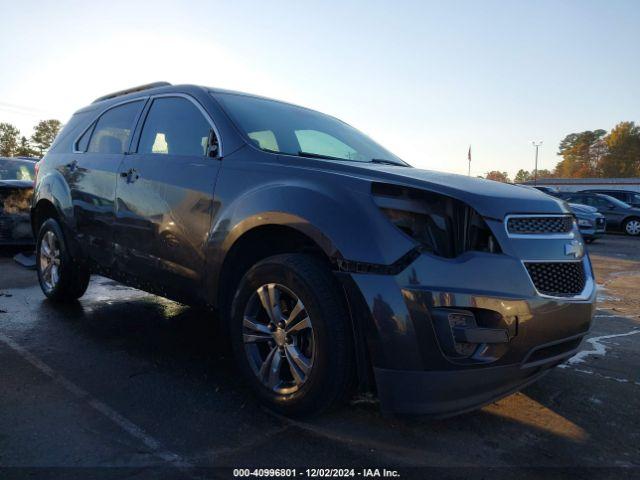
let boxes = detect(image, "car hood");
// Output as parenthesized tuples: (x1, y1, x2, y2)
(0, 180, 34, 189)
(316, 161, 568, 219)
(569, 203, 598, 214)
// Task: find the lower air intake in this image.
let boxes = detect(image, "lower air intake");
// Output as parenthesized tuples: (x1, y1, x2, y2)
(525, 261, 586, 297)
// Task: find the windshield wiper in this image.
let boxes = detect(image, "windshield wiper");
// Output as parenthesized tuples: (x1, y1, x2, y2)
(297, 151, 351, 161)
(370, 158, 407, 167)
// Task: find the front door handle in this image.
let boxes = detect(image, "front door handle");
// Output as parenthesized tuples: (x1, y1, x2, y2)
(120, 168, 139, 183)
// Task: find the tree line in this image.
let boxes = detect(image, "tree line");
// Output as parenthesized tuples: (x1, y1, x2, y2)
(0, 120, 62, 158)
(485, 121, 640, 183)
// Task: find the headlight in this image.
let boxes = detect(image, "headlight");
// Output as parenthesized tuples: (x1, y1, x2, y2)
(577, 218, 593, 227)
(373, 183, 500, 258)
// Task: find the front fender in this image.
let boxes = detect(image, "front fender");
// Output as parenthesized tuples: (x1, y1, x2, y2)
(202, 159, 416, 306)
(210, 177, 414, 268)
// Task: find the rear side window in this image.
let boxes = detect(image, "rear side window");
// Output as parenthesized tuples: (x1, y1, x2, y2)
(138, 97, 211, 156)
(87, 101, 144, 154)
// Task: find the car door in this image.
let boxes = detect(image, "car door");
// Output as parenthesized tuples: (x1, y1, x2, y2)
(583, 195, 625, 228)
(67, 100, 146, 268)
(114, 95, 221, 301)
(624, 192, 640, 208)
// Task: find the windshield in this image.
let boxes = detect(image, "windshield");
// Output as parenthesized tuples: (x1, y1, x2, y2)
(0, 159, 35, 181)
(213, 92, 407, 165)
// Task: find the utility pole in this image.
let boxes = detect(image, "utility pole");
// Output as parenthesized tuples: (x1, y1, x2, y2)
(532, 141, 542, 184)
(467, 145, 471, 176)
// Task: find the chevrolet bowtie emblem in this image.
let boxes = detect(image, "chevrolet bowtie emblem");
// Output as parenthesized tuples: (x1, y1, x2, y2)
(565, 240, 584, 259)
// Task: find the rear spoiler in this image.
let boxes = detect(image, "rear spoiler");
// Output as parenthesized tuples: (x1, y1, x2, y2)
(92, 82, 171, 104)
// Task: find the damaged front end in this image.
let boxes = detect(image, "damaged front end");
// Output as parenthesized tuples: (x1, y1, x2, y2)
(0, 184, 35, 245)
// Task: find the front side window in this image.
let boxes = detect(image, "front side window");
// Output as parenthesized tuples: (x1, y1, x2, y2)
(87, 101, 144, 154)
(138, 97, 211, 156)
(213, 92, 407, 165)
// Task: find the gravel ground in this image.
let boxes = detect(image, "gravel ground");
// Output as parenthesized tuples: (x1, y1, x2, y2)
(0, 236, 639, 479)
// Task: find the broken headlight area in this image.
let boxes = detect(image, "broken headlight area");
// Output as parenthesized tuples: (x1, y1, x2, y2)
(1, 188, 33, 215)
(372, 183, 501, 258)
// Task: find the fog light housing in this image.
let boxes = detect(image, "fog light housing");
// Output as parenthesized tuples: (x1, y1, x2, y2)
(447, 311, 478, 356)
(431, 308, 511, 361)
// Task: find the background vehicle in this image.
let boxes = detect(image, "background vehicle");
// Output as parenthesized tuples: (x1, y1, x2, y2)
(560, 192, 640, 236)
(531, 185, 559, 196)
(0, 157, 36, 245)
(31, 83, 595, 417)
(570, 203, 606, 243)
(579, 189, 640, 208)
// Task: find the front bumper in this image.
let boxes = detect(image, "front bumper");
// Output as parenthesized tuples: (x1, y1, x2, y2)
(579, 223, 606, 239)
(0, 213, 34, 245)
(343, 251, 596, 416)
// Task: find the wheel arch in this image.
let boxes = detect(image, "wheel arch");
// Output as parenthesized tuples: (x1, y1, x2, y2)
(212, 216, 340, 312)
(31, 169, 74, 234)
(210, 218, 376, 394)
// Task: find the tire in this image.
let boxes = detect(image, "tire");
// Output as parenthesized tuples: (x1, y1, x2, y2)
(229, 254, 354, 417)
(623, 217, 640, 236)
(36, 218, 90, 302)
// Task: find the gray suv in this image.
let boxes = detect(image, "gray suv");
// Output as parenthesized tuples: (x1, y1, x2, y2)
(31, 82, 595, 417)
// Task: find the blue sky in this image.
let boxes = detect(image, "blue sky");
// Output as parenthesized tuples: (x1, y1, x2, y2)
(0, 0, 638, 177)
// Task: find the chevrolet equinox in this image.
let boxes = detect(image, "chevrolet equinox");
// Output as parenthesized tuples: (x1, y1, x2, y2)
(31, 82, 595, 417)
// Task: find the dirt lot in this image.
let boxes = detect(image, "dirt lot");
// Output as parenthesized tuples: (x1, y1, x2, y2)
(0, 236, 639, 479)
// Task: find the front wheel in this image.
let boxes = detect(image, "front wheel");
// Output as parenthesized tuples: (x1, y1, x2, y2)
(623, 218, 640, 236)
(36, 218, 90, 302)
(229, 254, 354, 417)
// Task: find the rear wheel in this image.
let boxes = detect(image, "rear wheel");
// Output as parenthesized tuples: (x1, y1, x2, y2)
(229, 254, 353, 416)
(623, 217, 640, 236)
(36, 218, 90, 302)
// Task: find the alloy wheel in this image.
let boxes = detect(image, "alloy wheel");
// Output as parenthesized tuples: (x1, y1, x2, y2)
(625, 219, 640, 236)
(39, 230, 61, 292)
(242, 283, 315, 395)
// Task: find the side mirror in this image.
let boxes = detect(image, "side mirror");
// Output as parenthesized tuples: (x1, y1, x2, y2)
(208, 130, 220, 158)
(208, 143, 219, 158)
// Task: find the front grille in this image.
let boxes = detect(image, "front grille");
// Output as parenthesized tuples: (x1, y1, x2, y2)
(507, 216, 573, 235)
(525, 261, 586, 297)
(0, 218, 11, 241)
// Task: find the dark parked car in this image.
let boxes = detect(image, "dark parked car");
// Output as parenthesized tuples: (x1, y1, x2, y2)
(0, 157, 36, 245)
(569, 203, 606, 243)
(579, 189, 640, 208)
(561, 192, 640, 236)
(31, 82, 595, 417)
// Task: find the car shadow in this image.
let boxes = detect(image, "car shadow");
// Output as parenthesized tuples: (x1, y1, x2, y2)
(25, 275, 631, 468)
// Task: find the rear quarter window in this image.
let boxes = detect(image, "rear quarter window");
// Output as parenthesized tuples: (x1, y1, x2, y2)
(88, 101, 144, 154)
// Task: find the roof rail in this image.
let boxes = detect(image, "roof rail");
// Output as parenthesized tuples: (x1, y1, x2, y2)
(92, 82, 172, 104)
